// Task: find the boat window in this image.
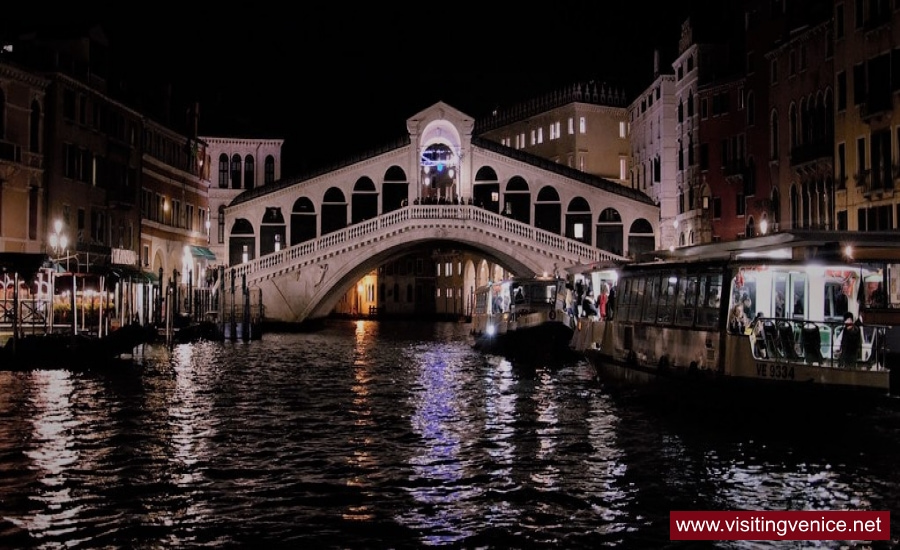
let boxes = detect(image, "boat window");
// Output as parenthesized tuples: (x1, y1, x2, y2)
(629, 277, 646, 323)
(642, 276, 661, 323)
(773, 272, 788, 318)
(824, 282, 848, 320)
(657, 275, 678, 323)
(789, 274, 807, 317)
(696, 273, 722, 328)
(674, 275, 699, 326)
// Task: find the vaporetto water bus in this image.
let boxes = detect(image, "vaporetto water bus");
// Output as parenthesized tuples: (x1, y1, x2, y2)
(572, 231, 900, 400)
(471, 276, 575, 358)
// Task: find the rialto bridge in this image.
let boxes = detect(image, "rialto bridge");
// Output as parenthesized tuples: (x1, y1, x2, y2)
(221, 102, 659, 323)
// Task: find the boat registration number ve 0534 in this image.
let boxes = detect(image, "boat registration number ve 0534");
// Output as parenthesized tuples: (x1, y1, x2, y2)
(756, 363, 795, 380)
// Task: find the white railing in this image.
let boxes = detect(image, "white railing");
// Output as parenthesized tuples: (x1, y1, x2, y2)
(226, 205, 628, 286)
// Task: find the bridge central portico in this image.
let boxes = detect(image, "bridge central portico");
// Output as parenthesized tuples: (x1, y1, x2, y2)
(221, 101, 659, 324)
(224, 203, 625, 323)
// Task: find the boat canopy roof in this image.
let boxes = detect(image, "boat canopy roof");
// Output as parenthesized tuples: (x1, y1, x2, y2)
(635, 230, 900, 265)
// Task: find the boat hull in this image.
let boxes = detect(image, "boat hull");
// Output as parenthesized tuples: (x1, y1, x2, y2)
(584, 345, 896, 408)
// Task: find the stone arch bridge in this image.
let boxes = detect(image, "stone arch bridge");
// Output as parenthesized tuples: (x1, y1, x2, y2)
(223, 203, 625, 323)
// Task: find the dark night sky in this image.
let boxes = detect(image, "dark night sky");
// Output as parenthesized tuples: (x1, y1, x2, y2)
(7, 1, 732, 178)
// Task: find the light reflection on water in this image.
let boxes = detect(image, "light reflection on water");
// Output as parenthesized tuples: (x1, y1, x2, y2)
(0, 319, 897, 549)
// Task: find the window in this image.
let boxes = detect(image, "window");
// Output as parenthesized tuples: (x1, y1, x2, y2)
(619, 157, 627, 180)
(574, 223, 584, 239)
(230, 154, 242, 189)
(537, 127, 543, 144)
(530, 130, 536, 146)
(579, 117, 586, 133)
(837, 142, 846, 188)
(218, 154, 228, 188)
(837, 71, 847, 111)
(835, 3, 844, 37)
(142, 244, 149, 267)
(567, 117, 574, 134)
(265, 155, 275, 184)
(619, 121, 626, 138)
(244, 155, 255, 190)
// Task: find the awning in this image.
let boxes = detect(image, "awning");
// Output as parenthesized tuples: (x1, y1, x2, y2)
(108, 265, 157, 284)
(189, 246, 216, 261)
(0, 253, 50, 280)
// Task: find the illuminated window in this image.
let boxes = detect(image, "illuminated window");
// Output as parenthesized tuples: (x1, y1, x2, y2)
(620, 157, 628, 180)
(568, 117, 574, 134)
(619, 121, 626, 138)
(574, 223, 584, 239)
(579, 117, 586, 133)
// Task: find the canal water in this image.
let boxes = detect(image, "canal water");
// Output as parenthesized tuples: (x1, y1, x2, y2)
(0, 319, 898, 549)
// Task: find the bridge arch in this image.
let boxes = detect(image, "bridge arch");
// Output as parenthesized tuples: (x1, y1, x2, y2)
(351, 177, 378, 224)
(322, 187, 348, 235)
(597, 207, 623, 256)
(291, 197, 317, 245)
(473, 166, 499, 212)
(382, 165, 409, 213)
(504, 176, 531, 224)
(535, 186, 562, 234)
(566, 197, 592, 246)
(229, 218, 255, 265)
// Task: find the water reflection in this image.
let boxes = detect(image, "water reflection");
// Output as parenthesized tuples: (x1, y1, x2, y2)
(0, 321, 897, 549)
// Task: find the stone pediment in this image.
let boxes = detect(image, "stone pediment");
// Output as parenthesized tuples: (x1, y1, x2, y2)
(406, 102, 475, 143)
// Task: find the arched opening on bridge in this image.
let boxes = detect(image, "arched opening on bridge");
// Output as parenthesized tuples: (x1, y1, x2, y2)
(473, 166, 499, 212)
(382, 166, 409, 213)
(628, 218, 656, 258)
(503, 176, 531, 224)
(420, 143, 458, 203)
(566, 197, 593, 246)
(596, 207, 623, 256)
(291, 197, 317, 245)
(321, 187, 348, 235)
(351, 177, 378, 224)
(260, 207, 285, 256)
(229, 218, 255, 265)
(534, 186, 561, 234)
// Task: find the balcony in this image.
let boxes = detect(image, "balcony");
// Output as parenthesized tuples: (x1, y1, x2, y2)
(0, 140, 21, 163)
(789, 138, 833, 167)
(860, 97, 893, 123)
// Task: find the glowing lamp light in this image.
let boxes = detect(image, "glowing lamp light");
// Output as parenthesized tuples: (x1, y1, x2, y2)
(760, 218, 769, 235)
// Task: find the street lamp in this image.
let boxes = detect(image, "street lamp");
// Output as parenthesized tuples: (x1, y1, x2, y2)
(49, 219, 68, 264)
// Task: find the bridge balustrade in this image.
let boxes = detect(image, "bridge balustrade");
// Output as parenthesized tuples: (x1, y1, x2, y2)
(226, 204, 627, 288)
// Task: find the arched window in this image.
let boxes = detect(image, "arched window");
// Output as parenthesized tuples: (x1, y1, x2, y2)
(230, 154, 242, 189)
(218, 204, 225, 244)
(746, 91, 755, 126)
(218, 154, 229, 188)
(264, 155, 275, 184)
(244, 155, 255, 190)
(0, 89, 5, 138)
(30, 99, 40, 153)
(770, 110, 779, 159)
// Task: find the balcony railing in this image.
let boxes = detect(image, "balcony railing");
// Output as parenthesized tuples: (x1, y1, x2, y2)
(789, 138, 833, 166)
(0, 140, 22, 163)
